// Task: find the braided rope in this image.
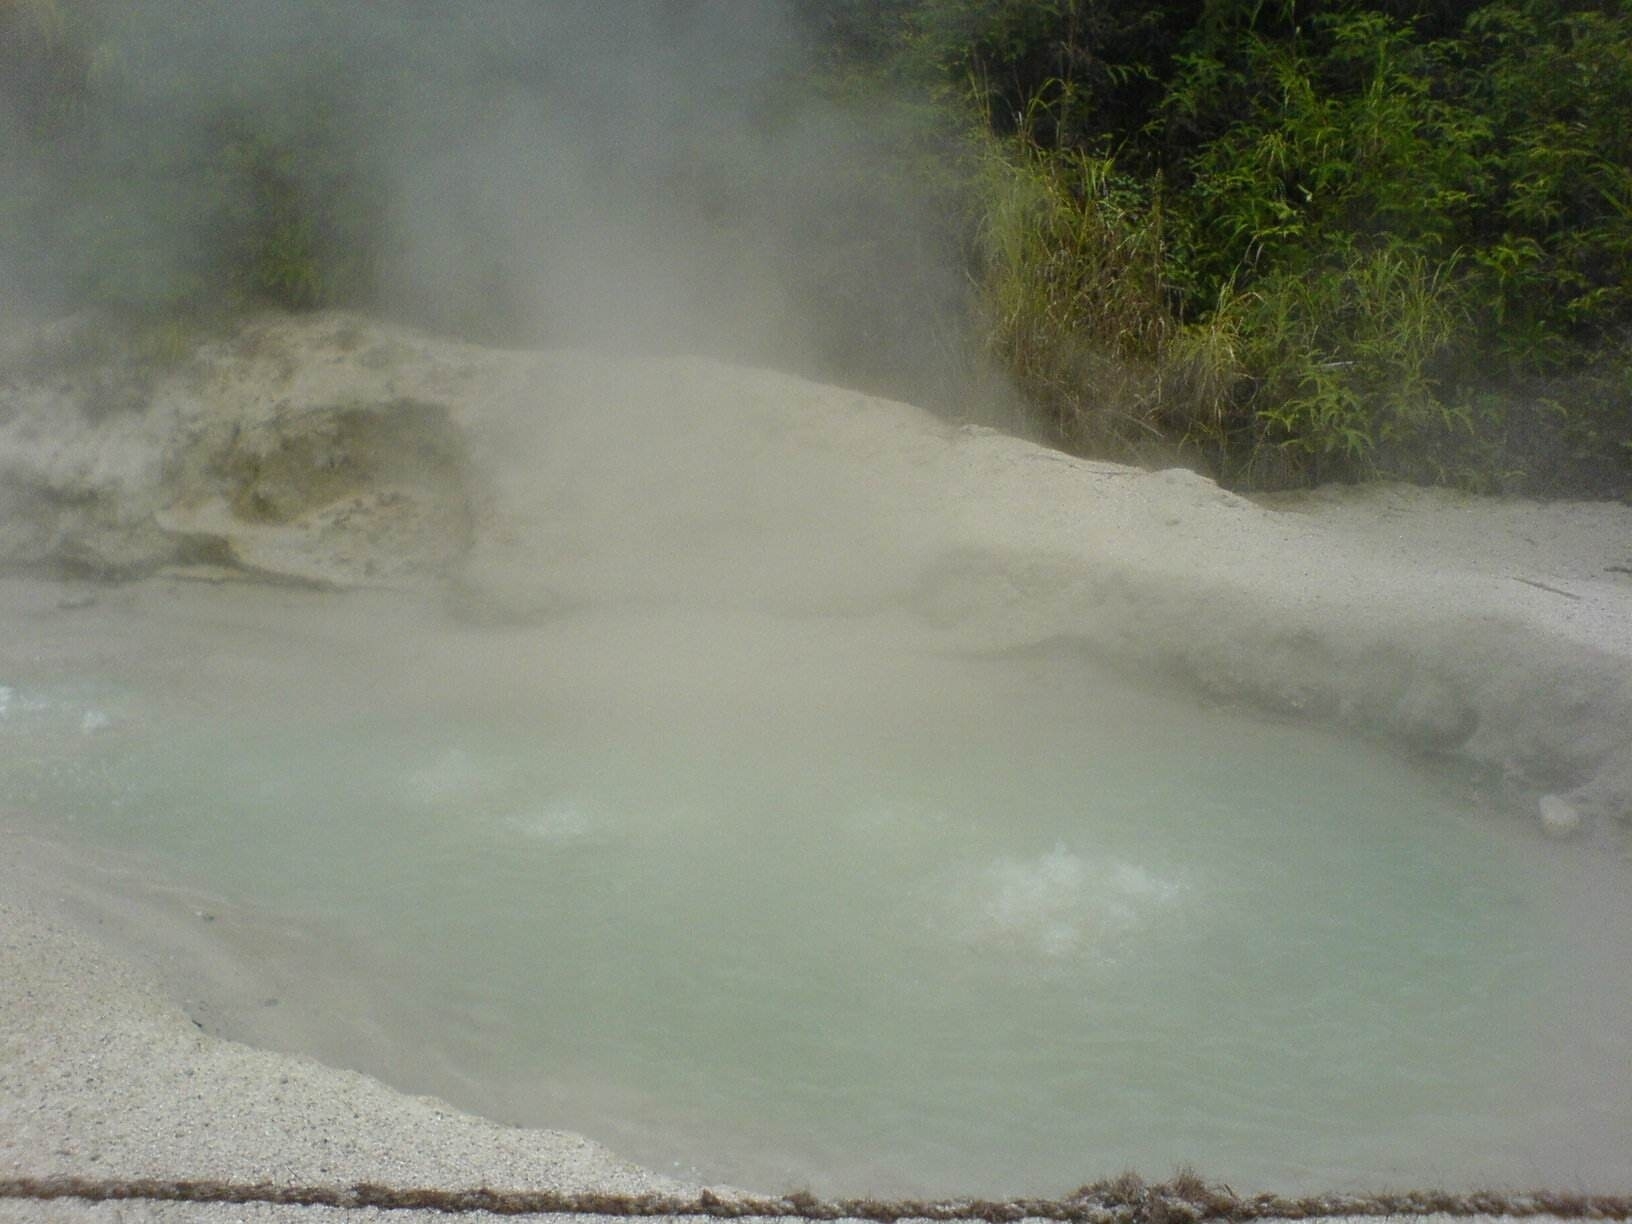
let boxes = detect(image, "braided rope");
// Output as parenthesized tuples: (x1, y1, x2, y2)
(4, 1174, 1631, 1220)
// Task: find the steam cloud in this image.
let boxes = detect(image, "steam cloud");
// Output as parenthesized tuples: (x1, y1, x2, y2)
(2, 0, 977, 405)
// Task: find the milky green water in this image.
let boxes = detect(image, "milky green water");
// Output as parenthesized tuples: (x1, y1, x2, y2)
(3, 604, 1628, 1196)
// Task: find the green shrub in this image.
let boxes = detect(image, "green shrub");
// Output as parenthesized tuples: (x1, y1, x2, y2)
(973, 131, 1170, 451)
(1228, 241, 1464, 485)
(204, 121, 375, 310)
(1458, 2, 1632, 368)
(901, 0, 1632, 492)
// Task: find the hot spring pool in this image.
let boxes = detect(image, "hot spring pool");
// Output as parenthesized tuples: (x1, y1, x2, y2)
(3, 588, 1628, 1196)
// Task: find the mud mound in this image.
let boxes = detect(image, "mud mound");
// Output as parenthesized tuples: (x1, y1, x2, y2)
(0, 315, 479, 587)
(2, 309, 1630, 826)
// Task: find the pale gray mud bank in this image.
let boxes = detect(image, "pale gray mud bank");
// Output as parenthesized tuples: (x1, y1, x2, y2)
(3, 312, 1628, 821)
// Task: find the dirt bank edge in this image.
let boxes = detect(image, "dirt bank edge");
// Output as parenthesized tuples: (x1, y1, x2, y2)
(2, 310, 1629, 828)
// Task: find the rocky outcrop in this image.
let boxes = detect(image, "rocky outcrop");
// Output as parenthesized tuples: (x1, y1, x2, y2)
(0, 314, 482, 586)
(3, 309, 1631, 828)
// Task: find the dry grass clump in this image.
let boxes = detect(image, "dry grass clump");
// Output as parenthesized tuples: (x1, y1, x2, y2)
(972, 132, 1244, 468)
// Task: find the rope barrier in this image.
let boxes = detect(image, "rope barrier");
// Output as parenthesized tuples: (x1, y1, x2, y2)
(4, 1173, 1632, 1221)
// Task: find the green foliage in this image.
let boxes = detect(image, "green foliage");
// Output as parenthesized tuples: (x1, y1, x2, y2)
(897, 0, 1632, 492)
(973, 132, 1173, 451)
(1149, 10, 1485, 482)
(1229, 241, 1464, 484)
(1437, 346, 1632, 494)
(1177, 12, 1486, 280)
(3, 0, 378, 315)
(1457, 2, 1632, 369)
(897, 0, 1195, 156)
(969, 117, 1254, 463)
(205, 120, 374, 310)
(5, 0, 1631, 493)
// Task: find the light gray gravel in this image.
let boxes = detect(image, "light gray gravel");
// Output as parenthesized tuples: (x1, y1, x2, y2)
(0, 864, 693, 1221)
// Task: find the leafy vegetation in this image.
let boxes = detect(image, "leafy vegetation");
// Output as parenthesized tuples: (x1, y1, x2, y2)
(4, 0, 1630, 494)
(2, 0, 382, 315)
(810, 0, 1632, 493)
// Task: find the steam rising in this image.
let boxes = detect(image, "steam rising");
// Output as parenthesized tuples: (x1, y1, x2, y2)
(2, 0, 976, 403)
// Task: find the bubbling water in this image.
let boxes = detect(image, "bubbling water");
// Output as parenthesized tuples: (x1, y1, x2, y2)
(2, 603, 1628, 1198)
(925, 844, 1183, 962)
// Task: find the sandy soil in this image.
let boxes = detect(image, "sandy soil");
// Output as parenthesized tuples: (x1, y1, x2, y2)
(3, 315, 1631, 1219)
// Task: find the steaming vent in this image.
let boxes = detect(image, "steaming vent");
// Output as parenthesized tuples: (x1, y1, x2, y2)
(927, 844, 1185, 963)
(160, 396, 474, 588)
